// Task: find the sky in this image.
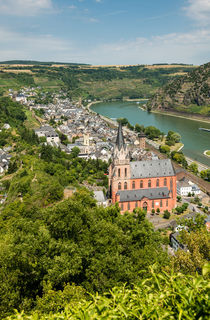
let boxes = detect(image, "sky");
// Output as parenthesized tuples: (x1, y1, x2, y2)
(0, 0, 210, 65)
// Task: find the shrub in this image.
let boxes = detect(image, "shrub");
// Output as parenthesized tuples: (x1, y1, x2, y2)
(163, 210, 170, 219)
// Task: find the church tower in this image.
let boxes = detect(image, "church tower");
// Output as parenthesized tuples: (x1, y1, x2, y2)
(108, 123, 131, 202)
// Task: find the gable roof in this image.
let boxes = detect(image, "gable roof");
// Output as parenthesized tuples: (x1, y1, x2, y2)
(117, 187, 170, 202)
(130, 159, 175, 179)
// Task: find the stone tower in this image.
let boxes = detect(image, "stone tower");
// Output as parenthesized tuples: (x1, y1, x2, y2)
(108, 123, 130, 202)
(138, 131, 146, 149)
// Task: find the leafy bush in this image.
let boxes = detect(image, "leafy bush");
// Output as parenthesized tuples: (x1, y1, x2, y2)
(5, 265, 210, 320)
(163, 210, 170, 219)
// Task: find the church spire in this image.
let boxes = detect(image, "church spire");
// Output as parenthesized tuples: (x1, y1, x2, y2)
(116, 122, 125, 151)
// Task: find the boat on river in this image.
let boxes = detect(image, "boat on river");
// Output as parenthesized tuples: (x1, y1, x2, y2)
(199, 128, 210, 132)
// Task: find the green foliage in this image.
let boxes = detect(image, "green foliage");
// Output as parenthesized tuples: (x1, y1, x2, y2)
(189, 162, 198, 175)
(172, 229, 210, 275)
(144, 126, 162, 140)
(0, 190, 167, 317)
(163, 210, 170, 219)
(159, 144, 170, 155)
(5, 265, 210, 319)
(117, 117, 128, 126)
(0, 97, 26, 127)
(171, 151, 188, 168)
(200, 169, 210, 181)
(166, 130, 181, 146)
(175, 202, 189, 215)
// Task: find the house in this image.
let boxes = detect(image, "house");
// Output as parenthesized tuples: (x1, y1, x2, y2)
(35, 125, 60, 143)
(170, 232, 187, 251)
(108, 123, 177, 213)
(93, 191, 107, 207)
(177, 177, 200, 196)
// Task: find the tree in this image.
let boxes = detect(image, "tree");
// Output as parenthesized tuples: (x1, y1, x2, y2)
(70, 147, 80, 158)
(159, 144, 170, 155)
(189, 162, 198, 175)
(163, 210, 170, 219)
(172, 228, 210, 274)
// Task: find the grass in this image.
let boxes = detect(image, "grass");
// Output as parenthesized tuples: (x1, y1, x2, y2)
(23, 108, 40, 129)
(175, 104, 210, 116)
(80, 78, 157, 99)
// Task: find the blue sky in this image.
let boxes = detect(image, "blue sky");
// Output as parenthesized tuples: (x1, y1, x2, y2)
(0, 0, 209, 65)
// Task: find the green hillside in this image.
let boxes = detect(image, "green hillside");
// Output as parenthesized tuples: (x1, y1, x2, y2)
(0, 63, 196, 99)
(147, 62, 210, 116)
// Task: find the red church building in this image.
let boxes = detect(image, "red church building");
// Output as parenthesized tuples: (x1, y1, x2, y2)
(109, 123, 177, 213)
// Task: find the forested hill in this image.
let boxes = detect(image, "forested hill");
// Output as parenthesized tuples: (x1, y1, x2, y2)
(147, 62, 210, 116)
(0, 63, 195, 100)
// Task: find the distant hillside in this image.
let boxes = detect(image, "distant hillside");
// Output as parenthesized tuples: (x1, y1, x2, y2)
(0, 60, 89, 66)
(147, 62, 210, 116)
(0, 63, 196, 100)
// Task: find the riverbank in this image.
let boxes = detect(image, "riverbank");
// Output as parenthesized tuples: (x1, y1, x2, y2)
(151, 109, 210, 124)
(204, 150, 210, 157)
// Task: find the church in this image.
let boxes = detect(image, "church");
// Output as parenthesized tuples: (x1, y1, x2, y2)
(108, 123, 177, 213)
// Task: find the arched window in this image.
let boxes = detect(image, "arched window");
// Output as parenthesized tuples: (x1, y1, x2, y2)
(135, 201, 138, 208)
(118, 168, 121, 177)
(156, 179, 159, 187)
(140, 180, 143, 188)
(148, 179, 151, 188)
(170, 178, 173, 197)
(125, 168, 127, 177)
(164, 178, 167, 186)
(160, 200, 163, 207)
(127, 202, 130, 210)
(152, 200, 154, 208)
(120, 203, 124, 210)
(124, 182, 127, 190)
(166, 199, 168, 207)
(118, 182, 121, 190)
(132, 181, 135, 189)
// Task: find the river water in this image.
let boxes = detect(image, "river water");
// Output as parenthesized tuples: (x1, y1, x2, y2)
(91, 101, 210, 167)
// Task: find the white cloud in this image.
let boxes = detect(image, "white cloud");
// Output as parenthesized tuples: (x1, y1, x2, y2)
(68, 5, 77, 10)
(0, 27, 86, 62)
(0, 27, 209, 65)
(90, 30, 210, 65)
(0, 0, 52, 16)
(184, 0, 210, 25)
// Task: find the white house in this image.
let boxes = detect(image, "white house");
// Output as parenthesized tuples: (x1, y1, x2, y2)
(177, 178, 200, 196)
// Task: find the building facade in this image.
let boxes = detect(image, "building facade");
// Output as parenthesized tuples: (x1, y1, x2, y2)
(109, 123, 177, 213)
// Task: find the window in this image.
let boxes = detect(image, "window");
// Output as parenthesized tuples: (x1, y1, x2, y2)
(156, 179, 159, 187)
(132, 181, 135, 189)
(124, 182, 127, 190)
(152, 200, 154, 208)
(125, 168, 127, 177)
(135, 201, 138, 208)
(166, 199, 168, 207)
(140, 180, 143, 188)
(160, 200, 163, 207)
(118, 168, 121, 177)
(164, 178, 167, 186)
(118, 182, 121, 190)
(127, 202, 130, 210)
(121, 203, 124, 210)
(148, 179, 151, 188)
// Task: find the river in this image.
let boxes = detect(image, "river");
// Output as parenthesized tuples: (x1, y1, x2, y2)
(91, 101, 210, 167)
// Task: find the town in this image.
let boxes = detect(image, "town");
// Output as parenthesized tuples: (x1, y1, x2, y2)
(1, 87, 209, 244)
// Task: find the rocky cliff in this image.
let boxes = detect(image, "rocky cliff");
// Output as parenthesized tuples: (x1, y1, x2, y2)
(147, 62, 210, 116)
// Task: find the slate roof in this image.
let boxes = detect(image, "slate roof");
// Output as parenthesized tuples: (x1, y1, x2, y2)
(117, 187, 170, 202)
(116, 122, 125, 151)
(130, 159, 175, 179)
(93, 191, 106, 203)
